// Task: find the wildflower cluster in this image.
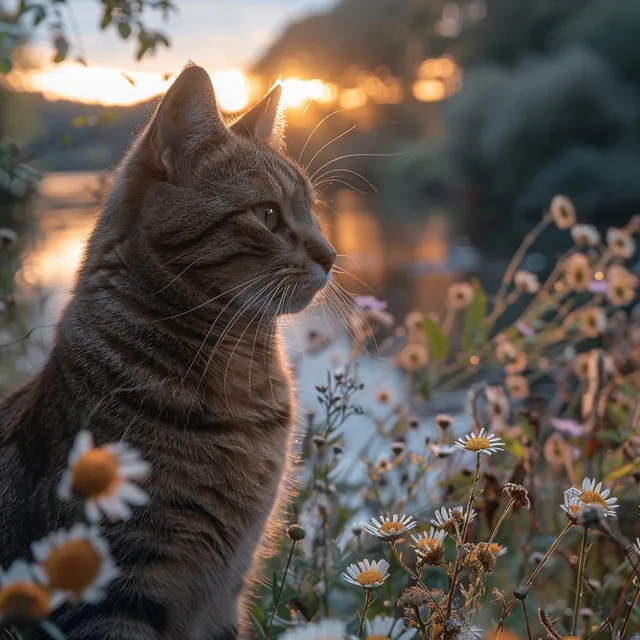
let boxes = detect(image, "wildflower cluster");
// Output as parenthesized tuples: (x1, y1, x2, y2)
(0, 430, 149, 635)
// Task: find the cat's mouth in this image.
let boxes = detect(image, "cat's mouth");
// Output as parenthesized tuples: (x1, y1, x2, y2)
(281, 268, 331, 314)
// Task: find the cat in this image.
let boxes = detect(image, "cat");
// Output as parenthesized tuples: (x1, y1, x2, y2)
(0, 62, 336, 639)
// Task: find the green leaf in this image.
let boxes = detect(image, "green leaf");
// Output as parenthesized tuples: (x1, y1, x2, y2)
(136, 42, 150, 60)
(597, 429, 624, 445)
(0, 57, 12, 75)
(101, 9, 113, 29)
(248, 612, 266, 640)
(419, 375, 430, 400)
(32, 5, 46, 26)
(424, 316, 449, 363)
(117, 21, 132, 39)
(462, 279, 488, 349)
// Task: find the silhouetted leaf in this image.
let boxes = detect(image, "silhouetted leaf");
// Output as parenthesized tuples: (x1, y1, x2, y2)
(100, 9, 113, 29)
(117, 21, 132, 39)
(424, 316, 449, 362)
(462, 279, 488, 349)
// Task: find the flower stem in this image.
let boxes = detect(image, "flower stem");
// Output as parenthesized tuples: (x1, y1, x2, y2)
(571, 528, 589, 635)
(357, 589, 372, 637)
(620, 585, 640, 638)
(447, 453, 481, 617)
(413, 605, 428, 640)
(266, 540, 297, 640)
(496, 521, 574, 631)
(487, 498, 515, 545)
(390, 542, 446, 623)
(521, 601, 533, 640)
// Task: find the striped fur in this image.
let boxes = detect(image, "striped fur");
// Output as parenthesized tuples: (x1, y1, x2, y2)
(0, 63, 336, 639)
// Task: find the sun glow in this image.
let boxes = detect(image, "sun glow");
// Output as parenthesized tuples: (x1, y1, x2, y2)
(8, 64, 338, 113)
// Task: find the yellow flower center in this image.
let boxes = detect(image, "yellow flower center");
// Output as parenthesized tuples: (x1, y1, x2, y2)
(580, 491, 607, 508)
(417, 537, 440, 551)
(380, 521, 402, 534)
(0, 583, 50, 621)
(71, 448, 120, 498)
(464, 437, 491, 451)
(356, 569, 383, 586)
(44, 540, 103, 597)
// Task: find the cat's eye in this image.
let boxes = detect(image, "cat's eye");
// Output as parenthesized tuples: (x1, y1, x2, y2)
(252, 203, 280, 232)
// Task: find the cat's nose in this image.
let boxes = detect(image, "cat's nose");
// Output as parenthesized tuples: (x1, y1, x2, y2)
(309, 241, 337, 274)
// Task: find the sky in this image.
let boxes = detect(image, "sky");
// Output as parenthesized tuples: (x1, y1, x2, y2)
(34, 0, 339, 73)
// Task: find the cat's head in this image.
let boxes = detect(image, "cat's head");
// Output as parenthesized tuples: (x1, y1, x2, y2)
(106, 62, 335, 316)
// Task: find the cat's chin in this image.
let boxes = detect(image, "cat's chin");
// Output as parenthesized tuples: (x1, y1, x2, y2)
(282, 278, 330, 315)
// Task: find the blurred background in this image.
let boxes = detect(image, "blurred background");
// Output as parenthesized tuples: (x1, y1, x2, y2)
(1, 0, 640, 392)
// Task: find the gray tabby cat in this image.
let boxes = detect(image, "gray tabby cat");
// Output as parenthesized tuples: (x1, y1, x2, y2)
(0, 62, 336, 639)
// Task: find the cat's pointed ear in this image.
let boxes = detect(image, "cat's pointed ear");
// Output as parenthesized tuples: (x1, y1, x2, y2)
(231, 83, 286, 151)
(148, 62, 227, 175)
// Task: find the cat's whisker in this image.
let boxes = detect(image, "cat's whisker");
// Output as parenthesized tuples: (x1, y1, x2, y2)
(309, 151, 409, 184)
(304, 125, 357, 173)
(189, 278, 280, 419)
(152, 257, 203, 295)
(248, 280, 286, 403)
(297, 108, 347, 165)
(312, 168, 377, 193)
(154, 270, 274, 323)
(315, 178, 367, 196)
(331, 264, 375, 292)
(222, 279, 282, 404)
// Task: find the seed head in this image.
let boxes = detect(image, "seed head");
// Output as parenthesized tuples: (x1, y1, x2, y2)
(513, 585, 528, 600)
(503, 483, 531, 511)
(286, 524, 306, 541)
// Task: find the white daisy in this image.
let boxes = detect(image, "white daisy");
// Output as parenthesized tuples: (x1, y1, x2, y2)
(342, 559, 390, 589)
(0, 559, 66, 625)
(363, 514, 417, 541)
(431, 506, 477, 540)
(549, 194, 576, 229)
(514, 270, 540, 294)
(563, 478, 618, 518)
(364, 616, 417, 640)
(411, 527, 447, 565)
(279, 619, 348, 640)
(571, 224, 601, 247)
(606, 227, 636, 259)
(31, 523, 119, 603)
(411, 526, 447, 548)
(58, 430, 151, 523)
(454, 428, 505, 455)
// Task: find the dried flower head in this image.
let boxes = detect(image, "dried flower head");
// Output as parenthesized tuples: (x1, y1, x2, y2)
(571, 224, 600, 247)
(448, 282, 475, 310)
(431, 506, 477, 540)
(58, 430, 150, 523)
(342, 559, 390, 589)
(464, 542, 498, 573)
(454, 427, 505, 455)
(505, 374, 529, 400)
(503, 483, 531, 511)
(286, 524, 306, 541)
(397, 585, 431, 609)
(435, 414, 454, 430)
(564, 253, 591, 292)
(607, 227, 636, 259)
(550, 194, 577, 229)
(363, 514, 417, 542)
(411, 527, 447, 566)
(514, 270, 540, 294)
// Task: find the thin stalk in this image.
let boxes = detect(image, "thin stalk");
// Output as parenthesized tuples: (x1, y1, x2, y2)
(356, 590, 372, 637)
(413, 605, 429, 640)
(487, 498, 516, 545)
(588, 571, 636, 639)
(620, 585, 640, 639)
(571, 528, 589, 635)
(447, 454, 481, 617)
(496, 521, 574, 631)
(521, 601, 533, 640)
(266, 540, 297, 640)
(390, 542, 446, 623)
